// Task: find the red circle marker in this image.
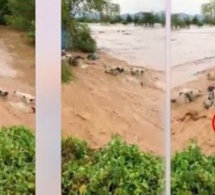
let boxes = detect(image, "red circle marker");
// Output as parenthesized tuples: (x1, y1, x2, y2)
(212, 114, 215, 134)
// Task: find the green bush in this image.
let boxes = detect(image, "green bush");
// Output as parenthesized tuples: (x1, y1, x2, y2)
(27, 20, 35, 45)
(62, 135, 164, 195)
(2, 126, 215, 194)
(171, 140, 215, 194)
(0, 126, 35, 194)
(71, 23, 97, 53)
(61, 60, 73, 84)
(0, 0, 10, 25)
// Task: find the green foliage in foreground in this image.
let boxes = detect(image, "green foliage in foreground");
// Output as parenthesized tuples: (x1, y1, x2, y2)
(0, 126, 35, 194)
(1, 126, 215, 194)
(62, 135, 164, 195)
(171, 140, 215, 194)
(61, 60, 73, 84)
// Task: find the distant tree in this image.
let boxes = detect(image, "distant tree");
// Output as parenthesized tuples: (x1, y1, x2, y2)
(184, 17, 191, 28)
(160, 13, 166, 27)
(76, 17, 87, 23)
(171, 14, 186, 29)
(154, 14, 161, 23)
(114, 15, 123, 23)
(133, 15, 139, 25)
(100, 14, 112, 23)
(192, 16, 199, 25)
(122, 20, 128, 25)
(143, 12, 155, 27)
(125, 14, 133, 23)
(201, 0, 215, 25)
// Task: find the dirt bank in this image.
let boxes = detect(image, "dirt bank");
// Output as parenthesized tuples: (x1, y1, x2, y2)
(0, 26, 35, 130)
(62, 51, 215, 156)
(171, 67, 215, 155)
(62, 51, 165, 156)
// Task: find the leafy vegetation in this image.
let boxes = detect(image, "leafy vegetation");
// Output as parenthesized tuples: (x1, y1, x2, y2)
(202, 0, 215, 25)
(171, 140, 215, 194)
(62, 0, 120, 52)
(73, 0, 215, 29)
(2, 126, 215, 194)
(0, 0, 35, 44)
(0, 126, 35, 194)
(62, 135, 164, 195)
(62, 60, 73, 84)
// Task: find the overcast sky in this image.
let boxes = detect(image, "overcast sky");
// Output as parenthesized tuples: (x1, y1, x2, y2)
(112, 0, 209, 15)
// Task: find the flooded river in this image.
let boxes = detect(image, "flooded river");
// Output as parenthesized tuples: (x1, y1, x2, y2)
(90, 24, 215, 88)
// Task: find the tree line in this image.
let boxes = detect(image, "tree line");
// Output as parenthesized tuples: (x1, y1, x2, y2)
(76, 11, 215, 29)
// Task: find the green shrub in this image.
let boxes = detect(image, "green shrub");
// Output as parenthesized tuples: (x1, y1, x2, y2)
(61, 60, 73, 84)
(2, 126, 215, 194)
(27, 20, 35, 45)
(62, 135, 164, 195)
(171, 140, 215, 194)
(71, 23, 97, 53)
(0, 0, 10, 25)
(0, 126, 35, 194)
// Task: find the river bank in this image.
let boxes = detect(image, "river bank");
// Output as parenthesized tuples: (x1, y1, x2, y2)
(62, 51, 165, 156)
(62, 24, 215, 155)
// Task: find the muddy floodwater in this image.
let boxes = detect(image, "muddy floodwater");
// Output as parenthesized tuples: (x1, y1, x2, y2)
(90, 24, 215, 88)
(0, 38, 17, 78)
(0, 26, 35, 129)
(0, 26, 35, 87)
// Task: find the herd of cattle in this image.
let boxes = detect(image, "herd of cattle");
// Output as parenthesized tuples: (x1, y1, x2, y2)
(62, 50, 215, 111)
(0, 88, 35, 113)
(61, 50, 146, 81)
(171, 71, 215, 110)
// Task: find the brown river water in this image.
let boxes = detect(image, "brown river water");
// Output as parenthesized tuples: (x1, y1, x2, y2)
(90, 24, 215, 88)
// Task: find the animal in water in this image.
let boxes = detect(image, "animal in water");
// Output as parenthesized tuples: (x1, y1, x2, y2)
(207, 85, 215, 92)
(13, 91, 35, 104)
(61, 50, 67, 56)
(23, 96, 35, 104)
(61, 51, 72, 61)
(31, 106, 35, 113)
(105, 66, 124, 76)
(87, 53, 99, 61)
(130, 67, 145, 76)
(115, 67, 124, 73)
(140, 81, 144, 86)
(68, 55, 84, 67)
(171, 98, 177, 103)
(0, 89, 9, 99)
(203, 86, 215, 109)
(178, 88, 202, 103)
(207, 71, 215, 81)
